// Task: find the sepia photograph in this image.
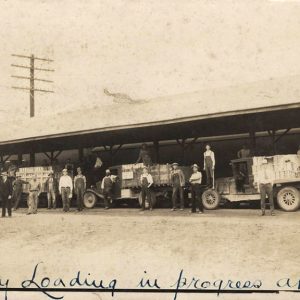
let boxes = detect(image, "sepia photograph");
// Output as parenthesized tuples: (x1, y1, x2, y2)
(0, 0, 300, 299)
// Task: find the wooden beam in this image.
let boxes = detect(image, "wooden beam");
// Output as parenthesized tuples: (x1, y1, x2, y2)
(43, 152, 51, 160)
(54, 150, 63, 159)
(274, 128, 291, 143)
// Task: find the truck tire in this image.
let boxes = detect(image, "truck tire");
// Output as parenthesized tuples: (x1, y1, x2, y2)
(138, 191, 157, 208)
(83, 191, 97, 209)
(277, 186, 300, 212)
(202, 189, 220, 210)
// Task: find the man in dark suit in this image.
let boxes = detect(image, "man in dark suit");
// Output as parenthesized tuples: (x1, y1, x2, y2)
(0, 172, 13, 217)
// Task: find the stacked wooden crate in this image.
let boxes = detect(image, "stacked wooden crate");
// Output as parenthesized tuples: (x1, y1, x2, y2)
(16, 166, 55, 193)
(252, 155, 300, 183)
(120, 164, 192, 188)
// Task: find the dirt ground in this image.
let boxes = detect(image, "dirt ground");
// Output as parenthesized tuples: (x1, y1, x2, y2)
(0, 207, 299, 300)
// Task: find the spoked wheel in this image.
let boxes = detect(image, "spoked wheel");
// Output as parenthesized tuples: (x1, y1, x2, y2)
(138, 191, 157, 208)
(83, 191, 97, 208)
(277, 186, 300, 212)
(202, 189, 220, 210)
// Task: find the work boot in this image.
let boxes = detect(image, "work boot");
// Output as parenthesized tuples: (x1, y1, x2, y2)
(180, 208, 184, 211)
(171, 208, 176, 211)
(261, 210, 265, 216)
(271, 211, 275, 216)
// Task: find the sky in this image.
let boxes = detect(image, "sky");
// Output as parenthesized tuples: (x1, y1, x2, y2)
(1, 0, 300, 121)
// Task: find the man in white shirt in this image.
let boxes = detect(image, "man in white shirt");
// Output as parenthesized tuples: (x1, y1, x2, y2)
(59, 169, 73, 212)
(254, 157, 275, 216)
(203, 144, 215, 188)
(140, 167, 153, 211)
(189, 164, 203, 214)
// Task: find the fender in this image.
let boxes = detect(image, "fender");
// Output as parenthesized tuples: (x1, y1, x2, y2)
(84, 188, 104, 200)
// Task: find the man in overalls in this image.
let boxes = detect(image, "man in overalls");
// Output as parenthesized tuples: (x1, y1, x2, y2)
(101, 169, 116, 209)
(13, 175, 25, 210)
(74, 167, 86, 211)
(203, 144, 215, 188)
(171, 163, 185, 211)
(45, 171, 58, 209)
(140, 167, 153, 211)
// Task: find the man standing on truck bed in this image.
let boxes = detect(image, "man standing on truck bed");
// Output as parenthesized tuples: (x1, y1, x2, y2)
(59, 169, 73, 212)
(171, 162, 185, 211)
(74, 167, 86, 211)
(203, 144, 215, 188)
(254, 157, 275, 216)
(27, 175, 41, 215)
(140, 167, 153, 211)
(136, 143, 152, 166)
(101, 169, 116, 210)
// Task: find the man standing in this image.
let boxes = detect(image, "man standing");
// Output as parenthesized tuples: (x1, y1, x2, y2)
(237, 145, 251, 158)
(203, 144, 215, 188)
(59, 169, 73, 212)
(12, 175, 25, 210)
(254, 157, 275, 216)
(74, 167, 86, 211)
(101, 169, 116, 209)
(136, 143, 152, 166)
(45, 171, 58, 209)
(189, 164, 204, 214)
(0, 172, 13, 217)
(27, 175, 41, 215)
(140, 167, 153, 211)
(171, 163, 185, 211)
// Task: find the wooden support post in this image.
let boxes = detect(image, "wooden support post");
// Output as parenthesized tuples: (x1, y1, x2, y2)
(30, 152, 35, 166)
(78, 148, 84, 163)
(153, 141, 160, 164)
(18, 153, 23, 166)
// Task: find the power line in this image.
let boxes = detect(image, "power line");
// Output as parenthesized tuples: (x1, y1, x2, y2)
(11, 54, 54, 117)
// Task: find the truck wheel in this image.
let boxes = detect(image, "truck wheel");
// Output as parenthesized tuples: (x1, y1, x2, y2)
(277, 186, 300, 212)
(138, 191, 157, 208)
(83, 192, 97, 208)
(202, 189, 220, 210)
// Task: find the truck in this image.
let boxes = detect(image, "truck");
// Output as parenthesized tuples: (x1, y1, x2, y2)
(83, 163, 193, 208)
(201, 155, 300, 211)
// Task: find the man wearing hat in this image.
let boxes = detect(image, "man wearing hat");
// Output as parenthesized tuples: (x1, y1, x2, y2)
(189, 164, 204, 214)
(45, 171, 58, 209)
(59, 169, 73, 212)
(254, 157, 275, 216)
(27, 175, 41, 215)
(171, 163, 185, 211)
(101, 169, 117, 209)
(74, 167, 86, 211)
(0, 172, 13, 217)
(139, 166, 153, 211)
(12, 174, 25, 210)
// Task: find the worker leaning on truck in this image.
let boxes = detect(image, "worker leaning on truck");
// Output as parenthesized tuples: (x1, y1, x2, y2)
(59, 169, 73, 212)
(74, 167, 86, 212)
(101, 169, 116, 210)
(140, 167, 153, 211)
(171, 163, 185, 211)
(254, 157, 275, 216)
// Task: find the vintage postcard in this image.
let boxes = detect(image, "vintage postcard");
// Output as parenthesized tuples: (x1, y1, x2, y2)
(0, 0, 299, 299)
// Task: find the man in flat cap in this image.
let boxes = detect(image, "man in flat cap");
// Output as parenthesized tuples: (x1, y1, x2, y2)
(59, 168, 73, 212)
(254, 157, 275, 216)
(0, 172, 13, 217)
(171, 163, 185, 211)
(74, 167, 87, 211)
(101, 169, 117, 209)
(27, 174, 41, 215)
(189, 164, 204, 214)
(12, 174, 25, 211)
(45, 171, 58, 209)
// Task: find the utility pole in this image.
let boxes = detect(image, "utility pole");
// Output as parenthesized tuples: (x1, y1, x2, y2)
(11, 54, 54, 117)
